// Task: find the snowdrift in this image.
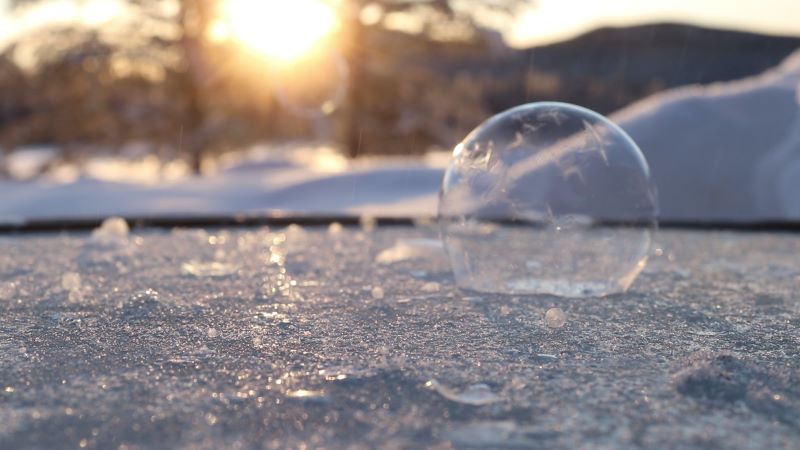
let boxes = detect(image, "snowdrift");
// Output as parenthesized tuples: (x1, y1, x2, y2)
(613, 49, 800, 220)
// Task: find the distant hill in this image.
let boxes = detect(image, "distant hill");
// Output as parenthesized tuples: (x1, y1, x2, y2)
(469, 23, 800, 114)
(338, 22, 800, 154)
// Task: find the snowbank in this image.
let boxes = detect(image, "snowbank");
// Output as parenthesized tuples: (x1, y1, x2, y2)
(613, 49, 800, 220)
(0, 145, 445, 223)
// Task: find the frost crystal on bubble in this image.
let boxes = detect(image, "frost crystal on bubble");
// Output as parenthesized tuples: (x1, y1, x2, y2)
(439, 102, 657, 297)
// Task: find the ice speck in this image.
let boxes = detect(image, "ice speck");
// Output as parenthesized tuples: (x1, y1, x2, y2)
(91, 217, 129, 245)
(544, 308, 567, 329)
(207, 328, 219, 338)
(328, 222, 343, 234)
(375, 239, 445, 264)
(61, 272, 83, 302)
(285, 224, 306, 237)
(117, 289, 161, 321)
(421, 281, 441, 292)
(61, 272, 81, 291)
(371, 286, 385, 299)
(360, 215, 377, 232)
(426, 380, 502, 406)
(286, 389, 325, 399)
(0, 282, 16, 300)
(181, 261, 237, 278)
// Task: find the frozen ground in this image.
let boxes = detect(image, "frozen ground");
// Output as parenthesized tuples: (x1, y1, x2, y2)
(0, 224, 798, 449)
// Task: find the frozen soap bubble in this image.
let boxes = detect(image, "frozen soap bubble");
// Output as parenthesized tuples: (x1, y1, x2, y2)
(439, 102, 658, 297)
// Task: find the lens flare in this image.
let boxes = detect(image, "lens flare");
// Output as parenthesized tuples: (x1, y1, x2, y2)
(213, 0, 338, 62)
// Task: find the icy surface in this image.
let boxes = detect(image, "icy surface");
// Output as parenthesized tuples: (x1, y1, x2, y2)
(0, 226, 798, 449)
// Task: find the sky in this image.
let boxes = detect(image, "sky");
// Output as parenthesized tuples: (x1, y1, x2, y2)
(0, 0, 799, 48)
(508, 0, 800, 46)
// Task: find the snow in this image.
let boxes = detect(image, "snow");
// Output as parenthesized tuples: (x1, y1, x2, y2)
(0, 225, 798, 448)
(2, 51, 800, 223)
(0, 145, 445, 223)
(613, 49, 800, 221)
(3, 146, 58, 180)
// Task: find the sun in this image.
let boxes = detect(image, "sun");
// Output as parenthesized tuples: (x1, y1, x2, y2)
(212, 0, 338, 62)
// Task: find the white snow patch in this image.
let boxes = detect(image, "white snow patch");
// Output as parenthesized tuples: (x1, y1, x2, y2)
(375, 239, 446, 265)
(0, 146, 447, 222)
(614, 49, 800, 220)
(5, 147, 57, 180)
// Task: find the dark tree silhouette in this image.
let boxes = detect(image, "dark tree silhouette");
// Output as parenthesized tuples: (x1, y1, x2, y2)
(0, 0, 530, 174)
(338, 0, 529, 157)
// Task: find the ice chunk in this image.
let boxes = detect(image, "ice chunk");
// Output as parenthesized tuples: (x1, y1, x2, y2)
(421, 281, 441, 292)
(426, 380, 502, 405)
(544, 308, 567, 329)
(91, 217, 130, 245)
(375, 239, 445, 264)
(181, 261, 237, 278)
(285, 224, 306, 237)
(359, 215, 377, 232)
(61, 272, 83, 302)
(328, 222, 343, 234)
(0, 281, 17, 300)
(61, 272, 81, 291)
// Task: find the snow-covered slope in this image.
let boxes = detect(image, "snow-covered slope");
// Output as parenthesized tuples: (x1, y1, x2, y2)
(613, 49, 800, 221)
(0, 146, 445, 223)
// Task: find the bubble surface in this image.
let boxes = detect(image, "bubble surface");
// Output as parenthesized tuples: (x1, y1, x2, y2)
(439, 102, 658, 297)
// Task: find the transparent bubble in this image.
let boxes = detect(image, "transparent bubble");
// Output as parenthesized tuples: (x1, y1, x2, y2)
(274, 50, 349, 119)
(438, 102, 658, 297)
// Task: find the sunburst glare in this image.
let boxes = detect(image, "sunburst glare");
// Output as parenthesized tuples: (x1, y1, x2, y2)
(211, 0, 339, 62)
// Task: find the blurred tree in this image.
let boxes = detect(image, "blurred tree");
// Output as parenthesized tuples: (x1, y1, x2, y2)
(178, 0, 213, 173)
(339, 0, 529, 156)
(0, 0, 530, 175)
